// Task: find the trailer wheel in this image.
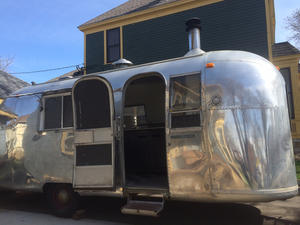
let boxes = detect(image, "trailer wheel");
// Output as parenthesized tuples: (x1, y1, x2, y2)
(46, 184, 79, 217)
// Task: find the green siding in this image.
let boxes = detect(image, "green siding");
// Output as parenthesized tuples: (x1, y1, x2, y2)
(86, 0, 269, 73)
(86, 32, 113, 74)
(123, 14, 188, 65)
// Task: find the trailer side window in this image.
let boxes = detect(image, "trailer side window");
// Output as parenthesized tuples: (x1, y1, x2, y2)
(170, 73, 201, 128)
(44, 95, 73, 129)
(63, 95, 73, 127)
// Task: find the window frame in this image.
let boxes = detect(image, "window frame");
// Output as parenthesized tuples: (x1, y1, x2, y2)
(41, 92, 73, 131)
(280, 67, 295, 120)
(105, 27, 121, 64)
(169, 72, 202, 129)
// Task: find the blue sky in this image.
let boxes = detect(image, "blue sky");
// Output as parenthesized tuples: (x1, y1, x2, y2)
(1, 0, 299, 83)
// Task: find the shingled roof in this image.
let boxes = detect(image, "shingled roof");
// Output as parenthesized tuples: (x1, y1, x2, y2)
(272, 42, 300, 58)
(79, 0, 179, 28)
(0, 70, 29, 98)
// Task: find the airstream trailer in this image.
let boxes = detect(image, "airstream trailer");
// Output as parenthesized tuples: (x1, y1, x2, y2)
(0, 19, 298, 217)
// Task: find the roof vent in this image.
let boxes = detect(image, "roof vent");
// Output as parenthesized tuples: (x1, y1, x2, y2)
(58, 76, 73, 81)
(184, 17, 205, 57)
(112, 58, 133, 69)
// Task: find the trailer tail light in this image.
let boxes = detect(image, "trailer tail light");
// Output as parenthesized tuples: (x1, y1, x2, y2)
(206, 63, 215, 68)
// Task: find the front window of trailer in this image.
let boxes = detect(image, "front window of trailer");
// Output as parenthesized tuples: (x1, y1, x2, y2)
(0, 95, 40, 126)
(43, 94, 73, 129)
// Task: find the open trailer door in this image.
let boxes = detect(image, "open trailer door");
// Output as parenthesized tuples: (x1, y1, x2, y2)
(72, 76, 115, 189)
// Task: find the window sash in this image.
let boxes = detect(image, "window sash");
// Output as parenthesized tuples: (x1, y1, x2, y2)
(280, 68, 295, 119)
(63, 95, 73, 128)
(44, 96, 62, 129)
(170, 73, 201, 112)
(43, 94, 73, 130)
(106, 28, 120, 63)
(169, 73, 201, 128)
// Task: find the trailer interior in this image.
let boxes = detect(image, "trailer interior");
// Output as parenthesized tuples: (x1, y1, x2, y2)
(123, 75, 168, 190)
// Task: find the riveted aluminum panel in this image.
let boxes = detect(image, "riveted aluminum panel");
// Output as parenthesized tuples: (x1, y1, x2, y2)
(74, 165, 113, 187)
(0, 51, 297, 201)
(93, 127, 113, 143)
(74, 130, 93, 144)
(166, 52, 297, 202)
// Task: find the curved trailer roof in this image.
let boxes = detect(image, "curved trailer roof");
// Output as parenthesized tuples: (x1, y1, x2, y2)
(10, 51, 272, 97)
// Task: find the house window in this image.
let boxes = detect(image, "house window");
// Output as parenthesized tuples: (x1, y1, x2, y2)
(44, 94, 73, 129)
(170, 73, 201, 128)
(280, 68, 295, 119)
(106, 28, 120, 63)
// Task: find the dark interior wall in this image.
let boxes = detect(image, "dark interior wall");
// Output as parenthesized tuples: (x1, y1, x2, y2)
(125, 76, 165, 125)
(85, 0, 269, 73)
(123, 75, 167, 178)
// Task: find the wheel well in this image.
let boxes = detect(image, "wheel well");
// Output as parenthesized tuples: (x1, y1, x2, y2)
(43, 183, 72, 193)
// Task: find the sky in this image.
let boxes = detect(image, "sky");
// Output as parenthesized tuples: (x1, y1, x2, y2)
(0, 0, 299, 84)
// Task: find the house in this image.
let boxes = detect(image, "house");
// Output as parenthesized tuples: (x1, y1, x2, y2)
(0, 70, 28, 102)
(78, 0, 300, 144)
(0, 70, 28, 122)
(78, 0, 275, 74)
(47, 67, 85, 83)
(272, 42, 300, 145)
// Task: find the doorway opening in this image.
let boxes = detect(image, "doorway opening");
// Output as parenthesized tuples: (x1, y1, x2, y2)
(123, 74, 168, 190)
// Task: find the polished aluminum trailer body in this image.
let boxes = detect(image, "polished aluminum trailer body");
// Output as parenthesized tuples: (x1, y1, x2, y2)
(0, 51, 297, 202)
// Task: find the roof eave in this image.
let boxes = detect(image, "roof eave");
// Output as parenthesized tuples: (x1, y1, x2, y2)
(78, 0, 224, 32)
(272, 53, 300, 62)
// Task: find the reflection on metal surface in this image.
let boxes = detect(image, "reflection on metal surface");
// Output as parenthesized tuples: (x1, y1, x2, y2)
(0, 50, 297, 202)
(60, 132, 74, 156)
(167, 53, 297, 201)
(211, 95, 222, 106)
(0, 94, 75, 190)
(43, 175, 67, 183)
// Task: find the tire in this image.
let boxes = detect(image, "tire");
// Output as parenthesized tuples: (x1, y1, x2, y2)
(45, 184, 80, 217)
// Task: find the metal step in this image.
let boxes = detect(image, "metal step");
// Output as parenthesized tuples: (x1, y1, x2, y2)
(121, 197, 164, 217)
(126, 186, 168, 196)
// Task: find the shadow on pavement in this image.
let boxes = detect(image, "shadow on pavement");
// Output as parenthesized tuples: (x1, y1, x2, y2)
(0, 191, 264, 225)
(81, 196, 264, 225)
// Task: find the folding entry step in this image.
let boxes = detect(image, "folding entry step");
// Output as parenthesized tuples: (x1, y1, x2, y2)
(121, 195, 165, 217)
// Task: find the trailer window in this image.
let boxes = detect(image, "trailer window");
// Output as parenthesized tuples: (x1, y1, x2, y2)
(63, 95, 73, 127)
(170, 74, 201, 111)
(44, 95, 73, 129)
(170, 73, 201, 128)
(0, 95, 41, 126)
